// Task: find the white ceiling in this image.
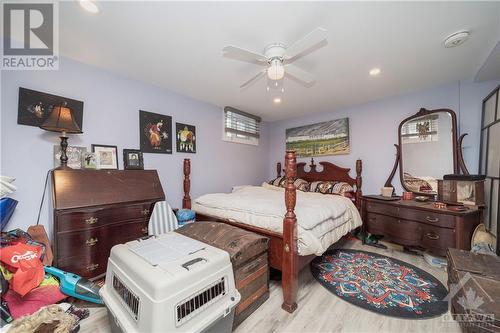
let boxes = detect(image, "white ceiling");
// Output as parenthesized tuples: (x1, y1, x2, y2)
(59, 1, 500, 122)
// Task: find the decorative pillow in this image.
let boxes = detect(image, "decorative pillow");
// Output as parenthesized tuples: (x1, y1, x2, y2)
(268, 177, 310, 192)
(403, 173, 433, 193)
(293, 178, 310, 192)
(268, 176, 286, 187)
(309, 181, 354, 196)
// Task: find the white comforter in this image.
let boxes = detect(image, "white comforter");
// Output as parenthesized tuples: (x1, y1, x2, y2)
(193, 183, 362, 256)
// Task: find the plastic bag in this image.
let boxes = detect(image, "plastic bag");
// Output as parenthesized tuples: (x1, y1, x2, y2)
(0, 242, 44, 296)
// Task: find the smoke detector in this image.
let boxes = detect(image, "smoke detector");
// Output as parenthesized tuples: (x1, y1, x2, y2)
(444, 31, 470, 48)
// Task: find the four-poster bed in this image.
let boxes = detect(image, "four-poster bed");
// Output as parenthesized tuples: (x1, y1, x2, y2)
(181, 151, 362, 313)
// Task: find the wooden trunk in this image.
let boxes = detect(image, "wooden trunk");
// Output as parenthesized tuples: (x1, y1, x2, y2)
(175, 221, 269, 328)
(51, 169, 164, 279)
(446, 248, 500, 332)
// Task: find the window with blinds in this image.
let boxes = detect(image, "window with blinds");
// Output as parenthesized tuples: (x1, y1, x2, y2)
(401, 115, 439, 144)
(223, 107, 261, 145)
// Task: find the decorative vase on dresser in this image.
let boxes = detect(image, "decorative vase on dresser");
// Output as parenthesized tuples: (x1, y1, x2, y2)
(362, 197, 480, 256)
(51, 169, 165, 279)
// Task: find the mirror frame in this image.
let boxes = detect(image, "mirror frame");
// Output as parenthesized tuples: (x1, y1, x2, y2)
(398, 108, 459, 195)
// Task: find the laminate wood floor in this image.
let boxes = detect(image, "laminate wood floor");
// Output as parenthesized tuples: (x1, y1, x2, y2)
(80, 239, 461, 333)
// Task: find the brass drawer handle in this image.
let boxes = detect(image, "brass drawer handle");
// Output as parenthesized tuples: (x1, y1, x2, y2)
(426, 233, 440, 240)
(85, 217, 98, 225)
(86, 238, 98, 246)
(425, 216, 439, 223)
(86, 263, 99, 271)
(141, 227, 148, 234)
(141, 209, 150, 216)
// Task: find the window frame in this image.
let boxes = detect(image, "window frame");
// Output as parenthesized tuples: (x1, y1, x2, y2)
(222, 107, 261, 146)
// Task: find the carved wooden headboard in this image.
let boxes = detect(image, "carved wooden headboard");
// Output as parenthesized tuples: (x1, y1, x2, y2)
(276, 157, 363, 210)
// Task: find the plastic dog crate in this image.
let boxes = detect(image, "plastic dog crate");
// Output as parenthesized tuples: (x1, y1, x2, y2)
(100, 233, 240, 333)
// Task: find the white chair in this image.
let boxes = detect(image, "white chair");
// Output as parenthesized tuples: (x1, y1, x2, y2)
(148, 201, 178, 235)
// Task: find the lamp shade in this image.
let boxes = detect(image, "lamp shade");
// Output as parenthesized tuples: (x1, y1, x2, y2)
(40, 105, 82, 134)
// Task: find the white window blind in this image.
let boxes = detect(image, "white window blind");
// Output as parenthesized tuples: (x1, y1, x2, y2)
(401, 115, 439, 144)
(223, 107, 261, 145)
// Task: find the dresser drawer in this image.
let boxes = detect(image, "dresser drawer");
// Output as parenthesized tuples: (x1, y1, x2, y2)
(56, 219, 149, 259)
(399, 209, 455, 229)
(56, 202, 154, 232)
(366, 213, 422, 245)
(421, 224, 456, 252)
(365, 201, 401, 217)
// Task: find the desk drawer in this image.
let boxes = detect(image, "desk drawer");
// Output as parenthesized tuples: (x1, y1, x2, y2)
(399, 209, 455, 228)
(366, 213, 422, 245)
(56, 202, 153, 232)
(56, 253, 108, 279)
(56, 219, 149, 259)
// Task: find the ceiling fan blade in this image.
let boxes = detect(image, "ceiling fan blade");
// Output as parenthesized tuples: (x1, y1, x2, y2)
(223, 45, 268, 65)
(284, 27, 328, 61)
(285, 64, 315, 86)
(240, 70, 266, 89)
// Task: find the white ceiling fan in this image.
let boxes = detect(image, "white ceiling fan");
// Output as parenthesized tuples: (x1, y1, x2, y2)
(222, 27, 328, 89)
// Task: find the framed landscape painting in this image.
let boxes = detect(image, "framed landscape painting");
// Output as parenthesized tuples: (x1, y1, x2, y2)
(285, 118, 350, 157)
(139, 110, 172, 154)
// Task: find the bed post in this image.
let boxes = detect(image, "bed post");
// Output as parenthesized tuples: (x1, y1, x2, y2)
(355, 159, 362, 211)
(183, 158, 191, 209)
(282, 150, 298, 313)
(277, 162, 282, 177)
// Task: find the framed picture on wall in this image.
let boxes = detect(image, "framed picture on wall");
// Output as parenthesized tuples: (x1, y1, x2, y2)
(18, 87, 84, 129)
(123, 149, 144, 170)
(285, 118, 350, 157)
(139, 110, 172, 154)
(92, 144, 118, 170)
(176, 123, 196, 153)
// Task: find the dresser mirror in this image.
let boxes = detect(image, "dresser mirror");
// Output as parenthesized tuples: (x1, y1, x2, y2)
(398, 108, 460, 195)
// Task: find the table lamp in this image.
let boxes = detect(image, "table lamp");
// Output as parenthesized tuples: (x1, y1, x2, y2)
(40, 102, 82, 169)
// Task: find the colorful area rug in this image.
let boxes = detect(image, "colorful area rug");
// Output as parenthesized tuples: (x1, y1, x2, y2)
(311, 249, 448, 319)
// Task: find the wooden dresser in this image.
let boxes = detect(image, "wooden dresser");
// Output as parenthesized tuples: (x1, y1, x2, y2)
(51, 170, 165, 279)
(362, 196, 481, 256)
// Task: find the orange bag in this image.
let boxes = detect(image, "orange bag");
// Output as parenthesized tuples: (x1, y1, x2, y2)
(0, 243, 44, 296)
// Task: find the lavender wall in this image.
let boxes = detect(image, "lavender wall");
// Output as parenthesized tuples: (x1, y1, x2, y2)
(268, 79, 500, 195)
(0, 58, 269, 233)
(1, 56, 498, 235)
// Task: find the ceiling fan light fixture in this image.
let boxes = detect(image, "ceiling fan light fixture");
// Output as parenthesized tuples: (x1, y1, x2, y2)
(273, 97, 282, 104)
(267, 59, 285, 81)
(79, 0, 100, 13)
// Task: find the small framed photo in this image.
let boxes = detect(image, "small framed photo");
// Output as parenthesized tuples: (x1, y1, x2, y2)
(123, 149, 144, 170)
(82, 152, 97, 169)
(54, 145, 86, 169)
(91, 144, 118, 170)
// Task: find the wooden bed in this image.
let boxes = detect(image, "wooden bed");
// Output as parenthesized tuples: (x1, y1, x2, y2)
(181, 150, 362, 313)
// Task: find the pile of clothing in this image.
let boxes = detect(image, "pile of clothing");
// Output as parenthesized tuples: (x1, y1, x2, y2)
(0, 230, 68, 326)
